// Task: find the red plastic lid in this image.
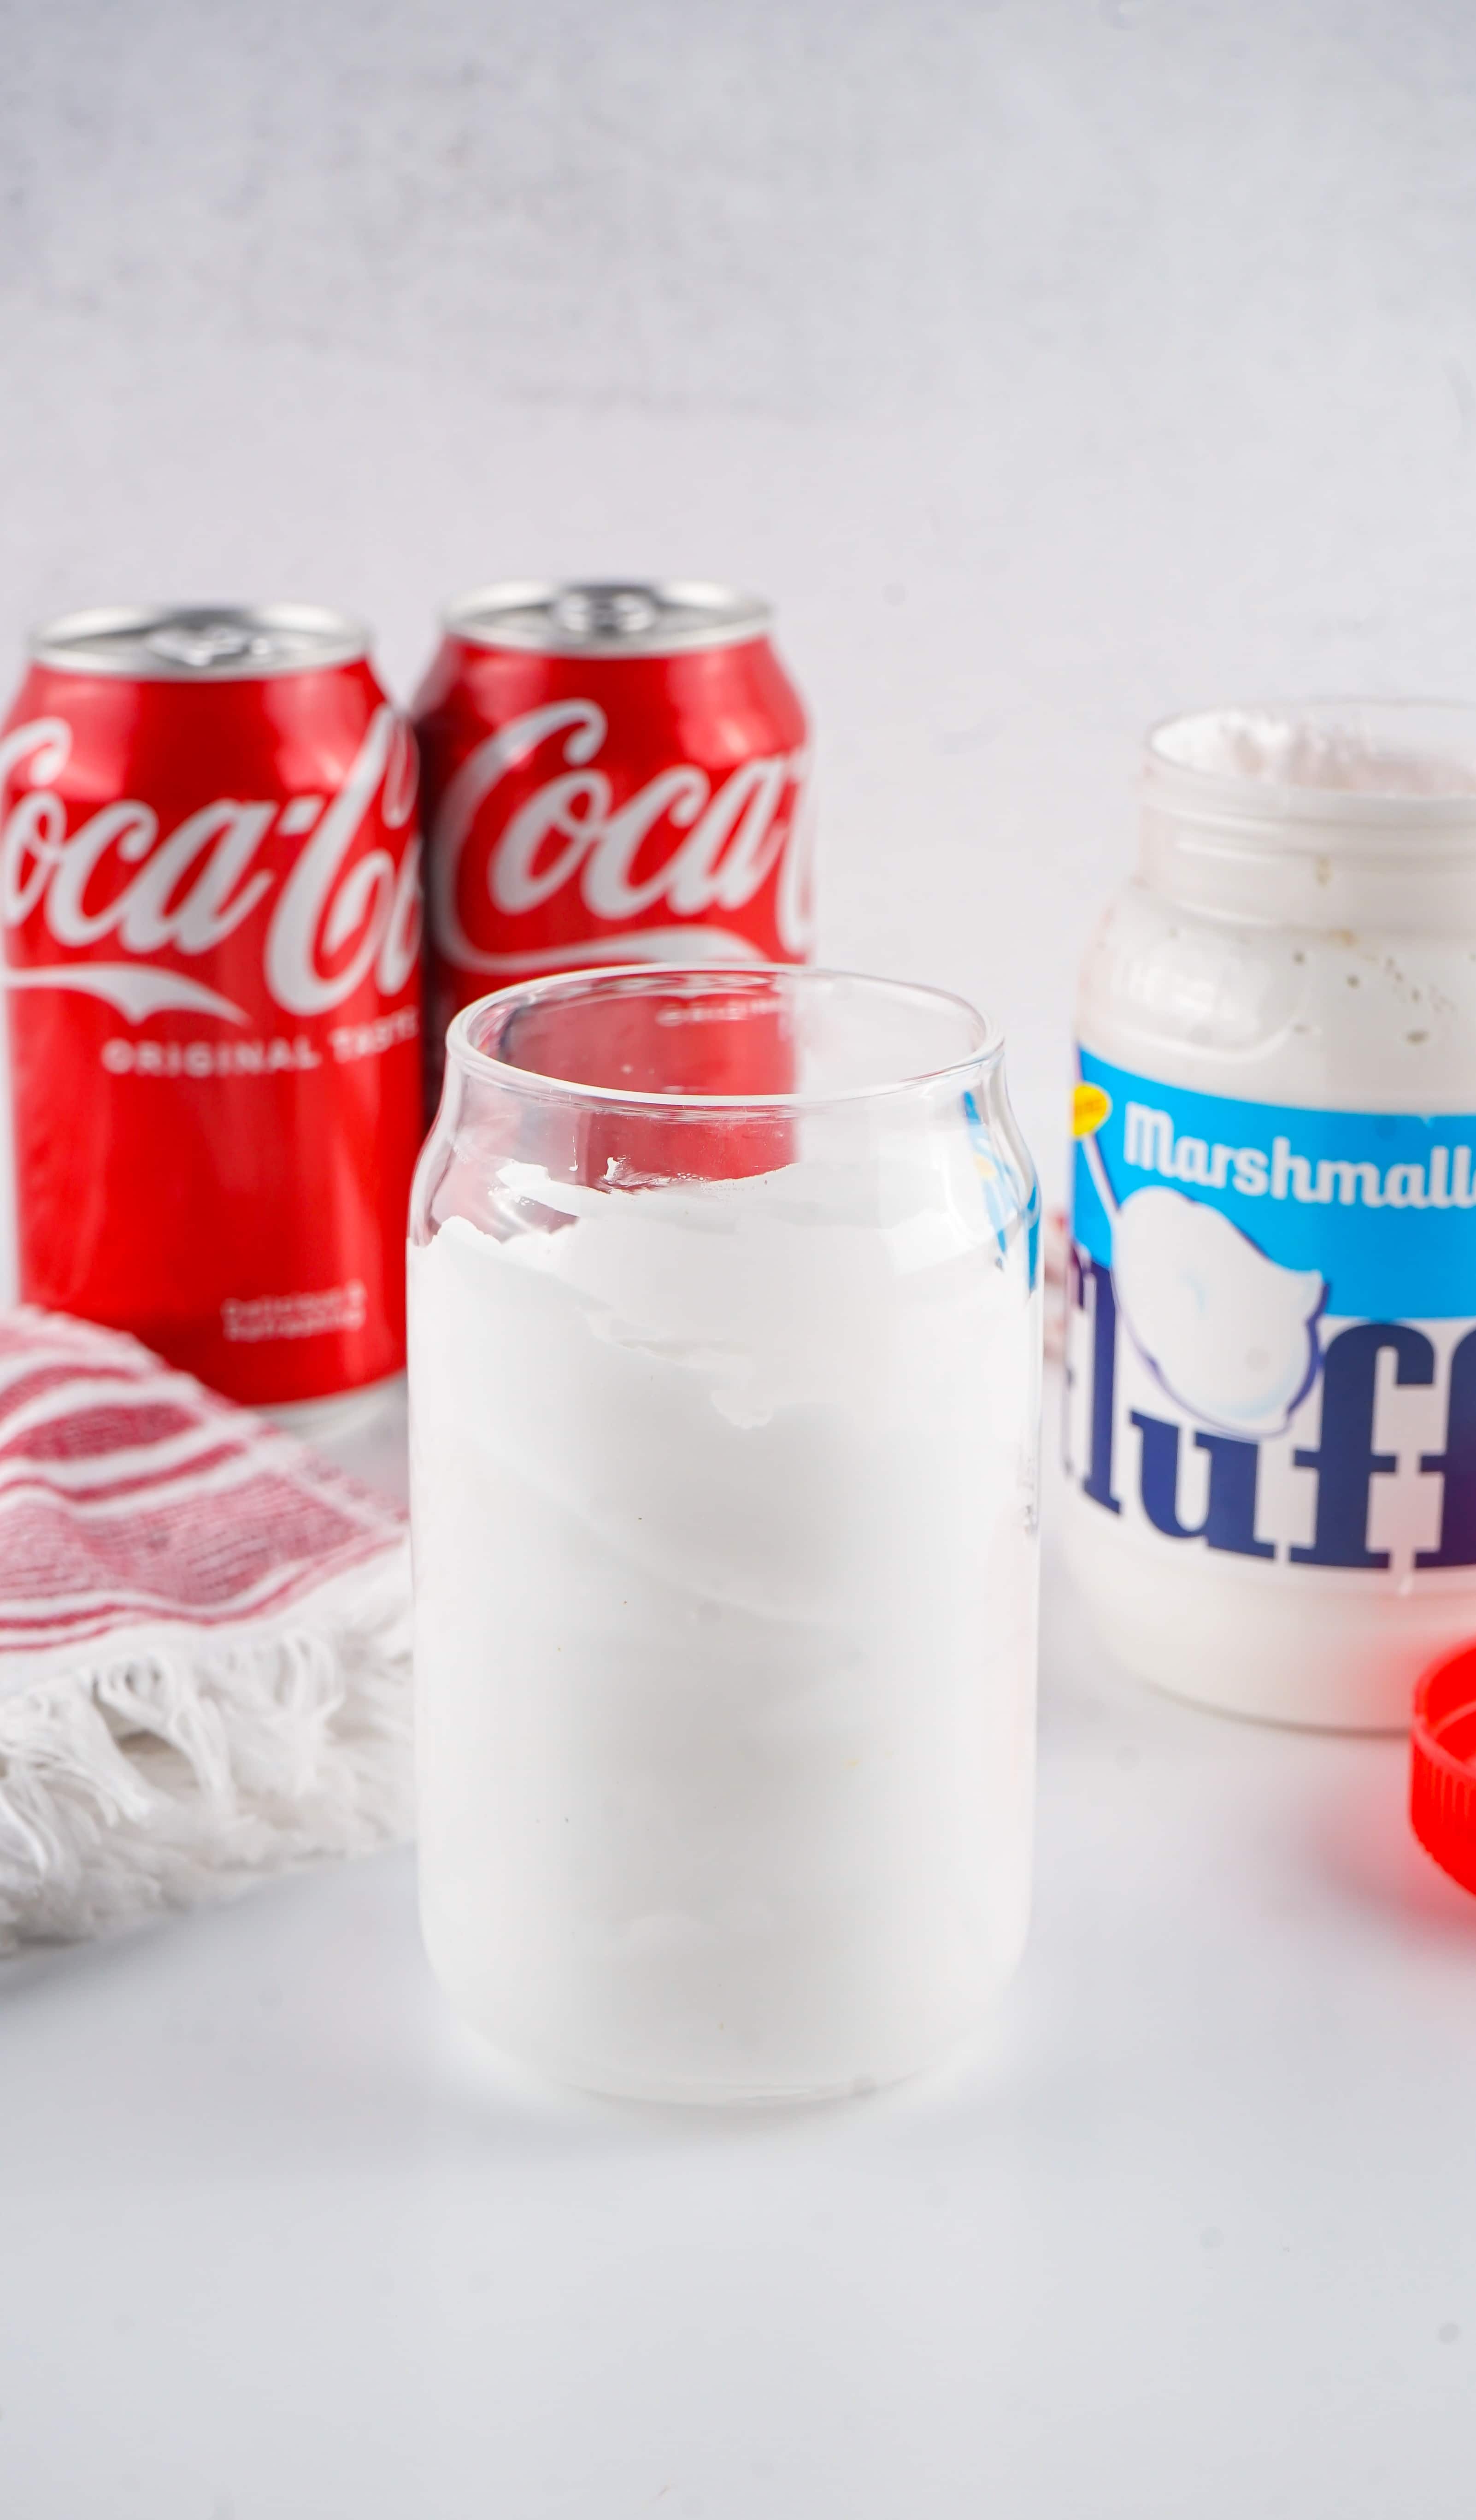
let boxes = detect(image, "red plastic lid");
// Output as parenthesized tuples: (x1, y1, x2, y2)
(1411, 1644, 1476, 1896)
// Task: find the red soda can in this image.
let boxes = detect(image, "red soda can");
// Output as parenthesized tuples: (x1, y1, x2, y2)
(0, 605, 423, 1414)
(412, 581, 814, 1096)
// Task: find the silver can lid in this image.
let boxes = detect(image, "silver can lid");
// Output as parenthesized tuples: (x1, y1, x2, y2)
(444, 580, 772, 659)
(28, 603, 371, 680)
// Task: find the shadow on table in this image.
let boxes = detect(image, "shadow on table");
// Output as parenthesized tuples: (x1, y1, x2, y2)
(0, 1843, 1030, 2192)
(1309, 1749, 1476, 1942)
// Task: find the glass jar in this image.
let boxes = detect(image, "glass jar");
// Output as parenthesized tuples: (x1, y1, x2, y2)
(410, 964, 1040, 2103)
(1064, 702, 1476, 1730)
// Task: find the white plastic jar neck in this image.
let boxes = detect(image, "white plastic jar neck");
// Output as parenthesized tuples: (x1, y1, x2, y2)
(1141, 705, 1476, 936)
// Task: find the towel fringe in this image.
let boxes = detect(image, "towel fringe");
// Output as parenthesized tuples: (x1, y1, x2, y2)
(0, 1548, 412, 1949)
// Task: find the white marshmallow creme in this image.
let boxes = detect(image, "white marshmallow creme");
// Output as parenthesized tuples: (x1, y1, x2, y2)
(410, 966, 1041, 2102)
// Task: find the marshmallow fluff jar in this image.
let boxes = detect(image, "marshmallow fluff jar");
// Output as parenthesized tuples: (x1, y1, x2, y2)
(1065, 703, 1476, 1731)
(409, 966, 1041, 2103)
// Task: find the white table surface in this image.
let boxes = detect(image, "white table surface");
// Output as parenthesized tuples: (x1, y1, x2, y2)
(3, 1393, 1474, 2520)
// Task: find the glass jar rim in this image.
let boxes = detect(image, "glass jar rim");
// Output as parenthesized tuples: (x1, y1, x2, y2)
(444, 964, 1003, 1111)
(1146, 698, 1476, 832)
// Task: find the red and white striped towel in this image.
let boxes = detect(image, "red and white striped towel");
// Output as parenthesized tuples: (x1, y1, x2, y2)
(0, 1307, 412, 1948)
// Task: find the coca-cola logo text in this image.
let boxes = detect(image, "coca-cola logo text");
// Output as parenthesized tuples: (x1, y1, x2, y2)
(0, 707, 420, 1024)
(429, 699, 812, 975)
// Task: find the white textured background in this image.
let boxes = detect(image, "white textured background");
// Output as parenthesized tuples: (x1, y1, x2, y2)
(6, 20, 1476, 2520)
(5, 0, 1476, 1223)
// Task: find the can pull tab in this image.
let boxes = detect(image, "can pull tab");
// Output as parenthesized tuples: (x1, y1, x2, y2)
(551, 586, 661, 642)
(144, 620, 274, 671)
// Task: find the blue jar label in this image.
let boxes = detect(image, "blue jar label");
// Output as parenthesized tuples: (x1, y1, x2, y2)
(1065, 1050, 1476, 1576)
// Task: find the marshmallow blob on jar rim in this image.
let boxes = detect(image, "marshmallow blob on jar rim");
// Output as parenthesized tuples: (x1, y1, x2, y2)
(1148, 700, 1476, 801)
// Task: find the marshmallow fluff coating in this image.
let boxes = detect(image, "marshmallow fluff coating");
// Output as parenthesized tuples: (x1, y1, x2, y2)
(410, 1146, 1038, 2102)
